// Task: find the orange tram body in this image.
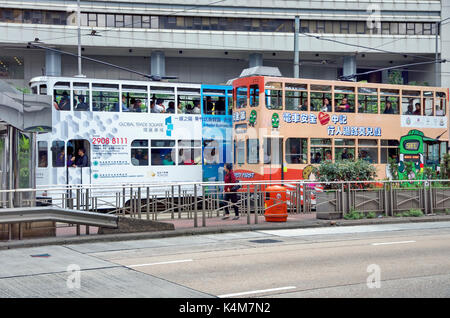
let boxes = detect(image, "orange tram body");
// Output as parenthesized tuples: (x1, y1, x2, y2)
(231, 75, 449, 184)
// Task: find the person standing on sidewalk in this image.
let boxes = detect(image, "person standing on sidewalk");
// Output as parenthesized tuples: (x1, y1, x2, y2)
(222, 163, 240, 220)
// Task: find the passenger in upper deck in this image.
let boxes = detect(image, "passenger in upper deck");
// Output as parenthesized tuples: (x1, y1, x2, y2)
(75, 95, 89, 111)
(336, 97, 351, 112)
(121, 95, 129, 112)
(205, 96, 214, 114)
(413, 103, 421, 115)
(130, 99, 143, 112)
(383, 101, 395, 114)
(166, 101, 175, 113)
(215, 96, 226, 115)
(54, 91, 70, 111)
(192, 99, 201, 114)
(151, 99, 165, 113)
(320, 97, 332, 112)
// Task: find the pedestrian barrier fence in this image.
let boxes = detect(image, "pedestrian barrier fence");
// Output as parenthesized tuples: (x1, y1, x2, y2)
(1, 179, 450, 231)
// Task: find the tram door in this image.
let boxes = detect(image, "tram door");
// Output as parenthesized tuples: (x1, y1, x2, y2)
(263, 137, 283, 182)
(66, 139, 91, 185)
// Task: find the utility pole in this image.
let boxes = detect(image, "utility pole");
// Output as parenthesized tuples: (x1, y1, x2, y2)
(76, 0, 84, 77)
(294, 16, 300, 78)
(435, 21, 440, 86)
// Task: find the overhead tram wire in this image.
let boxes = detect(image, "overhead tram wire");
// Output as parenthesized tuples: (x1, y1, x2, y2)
(339, 59, 447, 81)
(27, 42, 177, 81)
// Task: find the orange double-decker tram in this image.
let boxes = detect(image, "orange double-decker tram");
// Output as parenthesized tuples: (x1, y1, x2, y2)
(231, 74, 449, 182)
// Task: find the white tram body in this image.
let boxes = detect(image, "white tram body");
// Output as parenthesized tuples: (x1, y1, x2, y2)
(30, 76, 231, 205)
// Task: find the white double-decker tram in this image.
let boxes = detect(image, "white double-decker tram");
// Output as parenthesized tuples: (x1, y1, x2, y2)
(30, 76, 232, 208)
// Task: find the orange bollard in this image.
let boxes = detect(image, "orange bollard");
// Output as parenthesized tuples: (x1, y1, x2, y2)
(264, 185, 288, 222)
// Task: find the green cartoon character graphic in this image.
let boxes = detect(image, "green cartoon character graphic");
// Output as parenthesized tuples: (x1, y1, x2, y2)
(249, 110, 257, 127)
(271, 113, 280, 129)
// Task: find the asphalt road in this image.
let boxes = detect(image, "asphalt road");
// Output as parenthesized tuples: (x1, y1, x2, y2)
(1, 221, 449, 298)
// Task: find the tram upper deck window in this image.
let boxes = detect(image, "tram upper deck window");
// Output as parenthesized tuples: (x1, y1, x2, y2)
(380, 89, 399, 115)
(177, 87, 200, 114)
(310, 85, 332, 112)
(285, 83, 307, 111)
(92, 83, 119, 112)
(334, 86, 355, 113)
(73, 82, 89, 111)
(265, 82, 282, 110)
(436, 92, 447, 116)
(53, 82, 71, 111)
(358, 87, 378, 114)
(150, 86, 175, 113)
(122, 85, 148, 113)
(236, 86, 248, 109)
(151, 140, 175, 166)
(424, 91, 434, 116)
(131, 139, 148, 166)
(249, 84, 259, 107)
(203, 93, 226, 115)
(178, 140, 202, 165)
(37, 141, 48, 167)
(51, 140, 65, 167)
(402, 90, 421, 115)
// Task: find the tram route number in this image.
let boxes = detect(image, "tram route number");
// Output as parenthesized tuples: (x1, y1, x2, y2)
(92, 137, 128, 145)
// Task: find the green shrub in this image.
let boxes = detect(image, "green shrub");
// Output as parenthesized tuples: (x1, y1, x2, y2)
(344, 209, 363, 220)
(366, 212, 376, 219)
(408, 209, 424, 217)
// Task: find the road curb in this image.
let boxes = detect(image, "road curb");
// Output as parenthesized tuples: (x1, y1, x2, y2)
(1, 215, 450, 250)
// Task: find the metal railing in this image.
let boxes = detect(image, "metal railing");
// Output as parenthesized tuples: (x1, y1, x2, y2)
(1, 179, 450, 228)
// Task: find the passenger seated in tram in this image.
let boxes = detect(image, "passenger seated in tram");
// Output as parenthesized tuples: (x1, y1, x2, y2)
(320, 97, 332, 112)
(383, 101, 395, 114)
(163, 153, 175, 165)
(341, 148, 349, 160)
(67, 147, 75, 167)
(75, 95, 89, 111)
(336, 97, 351, 112)
(55, 149, 65, 167)
(166, 101, 175, 113)
(215, 97, 226, 115)
(404, 99, 414, 115)
(325, 150, 332, 161)
(151, 99, 165, 113)
(121, 95, 129, 112)
(205, 96, 214, 114)
(312, 152, 322, 164)
(413, 103, 421, 115)
(130, 99, 143, 112)
(139, 153, 148, 166)
(38, 153, 47, 167)
(54, 91, 70, 111)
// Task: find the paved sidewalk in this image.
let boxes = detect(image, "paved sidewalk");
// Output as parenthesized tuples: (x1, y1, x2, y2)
(2, 214, 450, 250)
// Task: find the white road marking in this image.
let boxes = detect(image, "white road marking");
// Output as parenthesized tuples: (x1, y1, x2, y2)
(127, 259, 193, 268)
(371, 240, 416, 246)
(218, 286, 296, 298)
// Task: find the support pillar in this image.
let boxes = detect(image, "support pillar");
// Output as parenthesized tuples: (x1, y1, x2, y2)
(45, 49, 61, 77)
(343, 55, 357, 81)
(249, 53, 263, 68)
(151, 51, 166, 79)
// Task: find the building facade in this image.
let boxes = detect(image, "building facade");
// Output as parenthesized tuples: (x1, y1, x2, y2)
(0, 0, 448, 89)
